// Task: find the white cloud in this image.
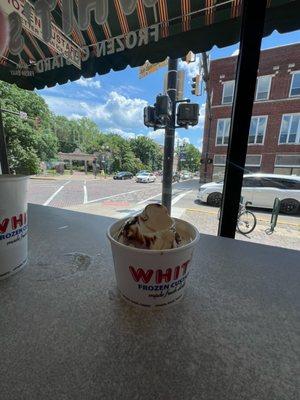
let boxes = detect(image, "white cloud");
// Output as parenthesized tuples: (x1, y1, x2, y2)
(69, 113, 83, 120)
(42, 95, 82, 117)
(178, 55, 201, 80)
(116, 85, 143, 96)
(109, 128, 137, 139)
(75, 77, 101, 89)
(42, 91, 148, 134)
(196, 137, 203, 152)
(231, 49, 239, 56)
(198, 103, 206, 128)
(82, 91, 148, 130)
(147, 129, 190, 146)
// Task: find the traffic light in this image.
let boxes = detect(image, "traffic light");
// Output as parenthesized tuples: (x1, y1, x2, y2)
(177, 103, 199, 127)
(155, 94, 171, 120)
(143, 106, 156, 128)
(191, 74, 200, 96)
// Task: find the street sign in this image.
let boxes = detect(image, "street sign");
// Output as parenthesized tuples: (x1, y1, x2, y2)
(182, 51, 196, 64)
(19, 111, 28, 120)
(180, 152, 186, 161)
(139, 58, 168, 78)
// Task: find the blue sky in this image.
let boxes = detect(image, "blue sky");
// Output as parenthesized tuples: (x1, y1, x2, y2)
(39, 30, 299, 150)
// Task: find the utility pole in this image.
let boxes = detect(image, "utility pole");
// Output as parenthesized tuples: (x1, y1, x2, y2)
(162, 58, 178, 213)
(0, 106, 10, 174)
(201, 52, 212, 183)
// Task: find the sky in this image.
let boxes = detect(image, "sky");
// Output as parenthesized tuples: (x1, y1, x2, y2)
(38, 30, 300, 151)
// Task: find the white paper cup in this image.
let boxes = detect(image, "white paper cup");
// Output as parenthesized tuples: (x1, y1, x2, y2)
(107, 218, 199, 308)
(0, 175, 28, 279)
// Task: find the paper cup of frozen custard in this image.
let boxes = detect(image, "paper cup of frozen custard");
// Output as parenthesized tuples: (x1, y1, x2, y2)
(107, 218, 199, 308)
(0, 175, 29, 279)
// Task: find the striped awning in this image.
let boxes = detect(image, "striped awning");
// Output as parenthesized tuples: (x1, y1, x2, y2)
(0, 0, 299, 90)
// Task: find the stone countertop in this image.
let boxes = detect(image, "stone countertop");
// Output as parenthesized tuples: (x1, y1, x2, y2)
(0, 204, 299, 400)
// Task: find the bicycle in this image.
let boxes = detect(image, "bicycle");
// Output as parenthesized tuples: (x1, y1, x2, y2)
(218, 201, 257, 235)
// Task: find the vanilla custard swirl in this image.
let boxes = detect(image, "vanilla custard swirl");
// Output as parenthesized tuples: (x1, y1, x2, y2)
(116, 204, 188, 250)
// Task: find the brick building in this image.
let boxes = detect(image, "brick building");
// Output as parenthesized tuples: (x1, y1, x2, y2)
(201, 43, 300, 182)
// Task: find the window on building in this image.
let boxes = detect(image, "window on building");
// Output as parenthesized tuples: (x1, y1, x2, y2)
(255, 76, 272, 100)
(249, 116, 267, 144)
(279, 114, 300, 144)
(222, 81, 235, 104)
(274, 154, 300, 176)
(216, 118, 231, 145)
(290, 72, 300, 97)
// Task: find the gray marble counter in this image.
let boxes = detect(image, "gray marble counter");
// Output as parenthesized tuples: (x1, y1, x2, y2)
(0, 204, 299, 400)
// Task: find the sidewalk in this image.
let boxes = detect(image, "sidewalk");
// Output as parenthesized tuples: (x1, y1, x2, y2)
(31, 172, 113, 181)
(181, 209, 300, 251)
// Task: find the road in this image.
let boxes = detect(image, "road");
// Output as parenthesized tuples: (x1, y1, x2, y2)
(28, 177, 195, 217)
(28, 176, 300, 221)
(28, 176, 300, 250)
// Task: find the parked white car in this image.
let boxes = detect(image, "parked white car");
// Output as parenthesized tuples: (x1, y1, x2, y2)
(197, 173, 300, 214)
(181, 170, 193, 180)
(136, 172, 156, 183)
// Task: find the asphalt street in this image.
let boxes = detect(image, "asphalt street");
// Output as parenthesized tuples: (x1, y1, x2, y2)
(28, 175, 299, 250)
(28, 175, 299, 223)
(28, 176, 195, 214)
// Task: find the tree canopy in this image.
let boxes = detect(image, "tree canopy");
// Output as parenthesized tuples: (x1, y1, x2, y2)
(1, 81, 200, 175)
(129, 136, 163, 171)
(0, 81, 58, 174)
(178, 143, 201, 172)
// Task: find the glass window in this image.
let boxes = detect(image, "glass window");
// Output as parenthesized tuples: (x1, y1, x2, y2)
(222, 81, 235, 104)
(255, 76, 272, 100)
(279, 114, 300, 144)
(269, 178, 300, 190)
(290, 72, 300, 97)
(243, 177, 262, 187)
(260, 178, 281, 188)
(248, 116, 267, 144)
(216, 118, 231, 145)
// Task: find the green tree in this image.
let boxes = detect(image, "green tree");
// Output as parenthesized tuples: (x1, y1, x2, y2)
(7, 139, 40, 175)
(0, 81, 58, 174)
(105, 133, 142, 173)
(129, 136, 163, 171)
(51, 115, 78, 153)
(76, 118, 106, 153)
(179, 143, 201, 172)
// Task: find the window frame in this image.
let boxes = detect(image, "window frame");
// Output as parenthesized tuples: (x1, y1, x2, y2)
(278, 113, 300, 145)
(245, 154, 262, 167)
(215, 118, 231, 146)
(275, 154, 300, 168)
(255, 75, 272, 101)
(248, 115, 268, 145)
(289, 71, 300, 98)
(242, 177, 263, 188)
(222, 80, 235, 104)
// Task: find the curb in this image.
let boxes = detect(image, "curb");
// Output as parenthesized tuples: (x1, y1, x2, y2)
(30, 176, 58, 181)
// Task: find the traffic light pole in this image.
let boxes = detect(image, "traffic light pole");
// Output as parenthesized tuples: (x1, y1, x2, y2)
(162, 58, 178, 214)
